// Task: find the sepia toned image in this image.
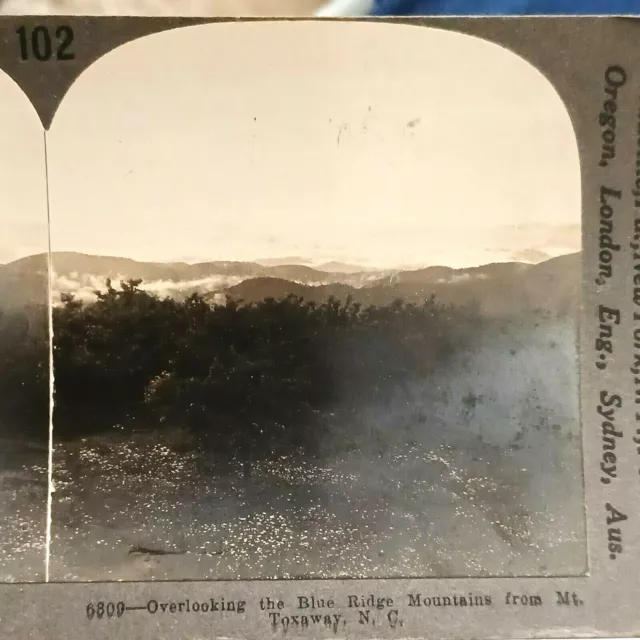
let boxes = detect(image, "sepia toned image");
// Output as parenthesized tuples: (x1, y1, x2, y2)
(45, 21, 585, 581)
(0, 71, 49, 582)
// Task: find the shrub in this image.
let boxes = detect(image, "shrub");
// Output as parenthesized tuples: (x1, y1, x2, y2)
(48, 280, 482, 459)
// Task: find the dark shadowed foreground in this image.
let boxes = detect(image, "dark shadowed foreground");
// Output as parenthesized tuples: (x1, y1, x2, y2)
(49, 428, 584, 580)
(0, 303, 48, 582)
(0, 440, 47, 581)
(49, 315, 585, 580)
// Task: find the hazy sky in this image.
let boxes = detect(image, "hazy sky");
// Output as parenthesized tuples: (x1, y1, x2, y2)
(0, 73, 48, 264)
(42, 21, 581, 269)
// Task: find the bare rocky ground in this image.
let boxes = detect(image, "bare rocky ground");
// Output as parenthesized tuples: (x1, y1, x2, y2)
(0, 439, 47, 582)
(47, 428, 584, 582)
(45, 317, 586, 582)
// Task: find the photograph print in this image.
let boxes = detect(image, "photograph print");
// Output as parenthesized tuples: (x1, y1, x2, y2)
(0, 70, 50, 582)
(44, 21, 585, 581)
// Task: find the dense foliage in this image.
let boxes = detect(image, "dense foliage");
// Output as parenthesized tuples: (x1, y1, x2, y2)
(0, 279, 481, 456)
(0, 305, 49, 441)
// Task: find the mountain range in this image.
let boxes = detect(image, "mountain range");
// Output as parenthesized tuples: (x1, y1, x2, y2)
(0, 251, 580, 317)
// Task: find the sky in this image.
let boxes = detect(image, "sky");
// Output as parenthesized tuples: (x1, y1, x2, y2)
(0, 73, 48, 264)
(5, 21, 581, 269)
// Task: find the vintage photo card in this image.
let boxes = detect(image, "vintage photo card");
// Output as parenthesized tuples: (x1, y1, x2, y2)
(0, 14, 638, 640)
(44, 20, 584, 582)
(0, 67, 49, 583)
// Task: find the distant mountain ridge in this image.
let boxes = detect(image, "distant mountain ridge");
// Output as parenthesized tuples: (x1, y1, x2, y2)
(43, 251, 386, 282)
(225, 253, 579, 317)
(0, 251, 580, 317)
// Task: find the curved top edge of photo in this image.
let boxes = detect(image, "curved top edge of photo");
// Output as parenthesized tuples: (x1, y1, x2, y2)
(49, 18, 579, 140)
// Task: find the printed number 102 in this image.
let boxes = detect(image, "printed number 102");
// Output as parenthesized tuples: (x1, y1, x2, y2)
(16, 25, 75, 62)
